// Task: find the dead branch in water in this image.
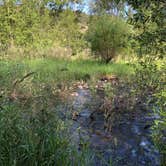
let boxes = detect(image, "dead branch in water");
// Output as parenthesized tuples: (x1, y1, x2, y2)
(9, 72, 36, 100)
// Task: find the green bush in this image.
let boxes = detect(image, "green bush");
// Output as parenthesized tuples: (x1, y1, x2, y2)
(133, 58, 163, 98)
(86, 15, 130, 63)
(152, 87, 166, 166)
(132, 57, 166, 165)
(0, 1, 85, 57)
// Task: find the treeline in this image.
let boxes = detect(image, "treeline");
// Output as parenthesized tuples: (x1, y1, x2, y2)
(0, 0, 87, 56)
(1, 1, 165, 61)
(0, 0, 165, 60)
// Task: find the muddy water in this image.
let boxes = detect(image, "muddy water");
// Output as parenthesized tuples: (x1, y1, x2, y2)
(70, 87, 160, 166)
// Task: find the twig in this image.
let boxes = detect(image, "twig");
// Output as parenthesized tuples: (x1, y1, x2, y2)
(0, 105, 4, 111)
(12, 72, 36, 89)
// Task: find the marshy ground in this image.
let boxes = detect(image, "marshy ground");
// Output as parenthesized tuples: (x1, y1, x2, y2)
(0, 58, 164, 166)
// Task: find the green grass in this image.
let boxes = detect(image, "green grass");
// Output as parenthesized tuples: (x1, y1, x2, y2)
(0, 58, 133, 88)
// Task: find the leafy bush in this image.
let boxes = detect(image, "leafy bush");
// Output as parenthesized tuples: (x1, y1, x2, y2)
(0, 1, 41, 50)
(127, 0, 166, 58)
(86, 15, 130, 63)
(132, 57, 166, 165)
(133, 58, 164, 99)
(152, 98, 166, 166)
(152, 81, 166, 166)
(0, 1, 86, 57)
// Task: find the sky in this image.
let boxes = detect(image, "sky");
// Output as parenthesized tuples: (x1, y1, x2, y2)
(0, 0, 3, 5)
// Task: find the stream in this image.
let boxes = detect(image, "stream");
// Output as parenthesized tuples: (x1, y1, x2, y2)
(68, 86, 160, 166)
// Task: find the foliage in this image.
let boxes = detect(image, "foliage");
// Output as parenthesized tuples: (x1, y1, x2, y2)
(89, 0, 126, 16)
(132, 57, 166, 165)
(0, 0, 165, 164)
(133, 57, 164, 99)
(0, 0, 87, 57)
(125, 1, 166, 163)
(87, 15, 130, 63)
(0, 0, 51, 52)
(152, 90, 166, 166)
(55, 10, 87, 55)
(88, 0, 166, 58)
(151, 62, 166, 165)
(127, 0, 166, 58)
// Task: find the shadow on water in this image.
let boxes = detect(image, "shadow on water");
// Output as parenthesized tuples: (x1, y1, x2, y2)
(69, 87, 160, 166)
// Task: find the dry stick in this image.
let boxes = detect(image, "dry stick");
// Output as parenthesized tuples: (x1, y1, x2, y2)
(12, 72, 36, 89)
(0, 105, 4, 110)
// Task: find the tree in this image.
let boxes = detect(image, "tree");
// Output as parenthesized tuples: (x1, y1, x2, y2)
(127, 0, 166, 58)
(86, 15, 130, 63)
(125, 1, 166, 164)
(0, 0, 43, 51)
(88, 0, 165, 58)
(54, 9, 86, 55)
(0, 0, 86, 55)
(89, 0, 127, 17)
(124, 0, 166, 84)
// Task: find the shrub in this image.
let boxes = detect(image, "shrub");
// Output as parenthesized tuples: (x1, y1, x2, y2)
(152, 99, 166, 166)
(132, 57, 166, 165)
(86, 15, 130, 63)
(152, 69, 166, 166)
(133, 57, 163, 99)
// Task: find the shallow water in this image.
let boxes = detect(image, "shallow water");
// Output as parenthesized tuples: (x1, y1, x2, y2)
(70, 88, 161, 166)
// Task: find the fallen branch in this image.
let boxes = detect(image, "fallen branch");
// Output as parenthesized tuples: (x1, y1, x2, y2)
(0, 105, 4, 111)
(12, 72, 36, 89)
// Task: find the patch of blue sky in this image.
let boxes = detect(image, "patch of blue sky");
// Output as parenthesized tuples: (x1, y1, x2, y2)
(67, 0, 91, 14)
(0, 0, 95, 15)
(46, 0, 91, 14)
(0, 0, 4, 5)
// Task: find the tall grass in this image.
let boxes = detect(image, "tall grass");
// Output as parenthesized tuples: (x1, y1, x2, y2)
(0, 99, 94, 165)
(0, 58, 133, 87)
(0, 57, 132, 165)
